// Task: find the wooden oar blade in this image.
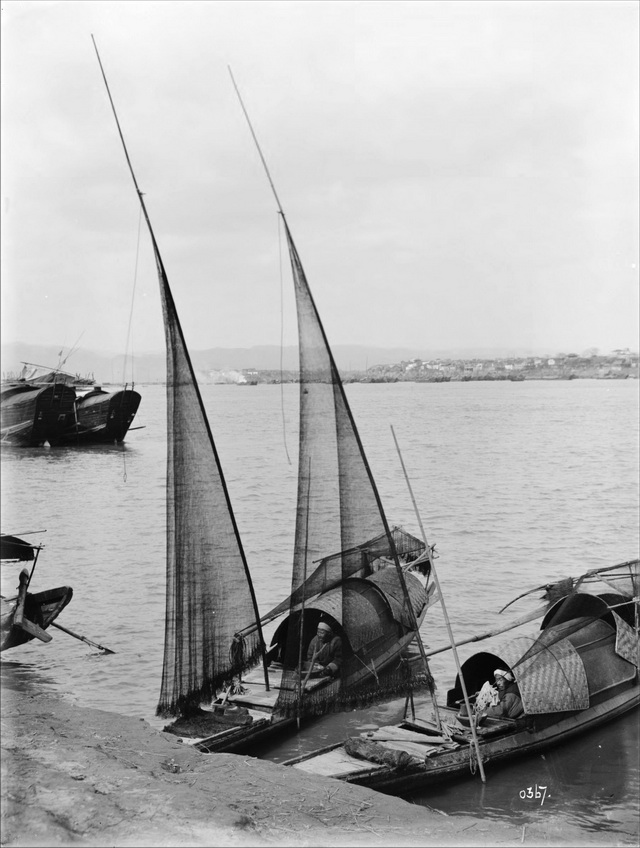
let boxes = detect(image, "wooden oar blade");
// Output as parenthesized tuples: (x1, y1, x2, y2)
(50, 621, 115, 654)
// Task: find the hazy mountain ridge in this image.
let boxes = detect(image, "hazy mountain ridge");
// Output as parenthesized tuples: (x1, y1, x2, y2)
(0, 341, 619, 384)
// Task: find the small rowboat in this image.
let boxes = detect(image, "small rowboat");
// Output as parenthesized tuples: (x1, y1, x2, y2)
(0, 534, 73, 652)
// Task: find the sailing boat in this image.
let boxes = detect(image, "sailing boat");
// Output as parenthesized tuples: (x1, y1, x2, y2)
(182, 78, 438, 750)
(95, 46, 434, 754)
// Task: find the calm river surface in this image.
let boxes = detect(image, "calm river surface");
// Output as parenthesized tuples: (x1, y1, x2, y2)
(1, 378, 638, 842)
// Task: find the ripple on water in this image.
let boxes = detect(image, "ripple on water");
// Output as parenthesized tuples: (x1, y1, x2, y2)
(1, 380, 638, 836)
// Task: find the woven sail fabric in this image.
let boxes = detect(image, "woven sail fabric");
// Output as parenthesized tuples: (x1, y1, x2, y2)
(154, 251, 261, 717)
(273, 220, 424, 718)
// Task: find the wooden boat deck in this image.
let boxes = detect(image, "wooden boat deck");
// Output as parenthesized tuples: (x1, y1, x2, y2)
(177, 665, 332, 753)
(294, 745, 387, 778)
(229, 664, 330, 710)
(287, 686, 640, 793)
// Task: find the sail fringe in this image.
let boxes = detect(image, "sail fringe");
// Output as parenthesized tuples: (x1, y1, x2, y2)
(273, 663, 434, 719)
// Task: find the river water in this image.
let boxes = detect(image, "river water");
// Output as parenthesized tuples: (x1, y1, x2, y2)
(1, 378, 638, 843)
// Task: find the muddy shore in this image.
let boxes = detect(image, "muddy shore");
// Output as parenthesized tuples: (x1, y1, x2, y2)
(0, 687, 625, 848)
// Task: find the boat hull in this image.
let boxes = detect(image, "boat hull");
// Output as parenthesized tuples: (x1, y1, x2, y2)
(0, 384, 77, 446)
(287, 577, 640, 795)
(287, 687, 639, 795)
(187, 607, 431, 755)
(58, 389, 141, 444)
(0, 585, 73, 652)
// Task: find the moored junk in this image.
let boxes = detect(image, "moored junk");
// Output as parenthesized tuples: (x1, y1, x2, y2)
(58, 386, 141, 445)
(0, 363, 141, 446)
(0, 380, 76, 447)
(286, 560, 640, 794)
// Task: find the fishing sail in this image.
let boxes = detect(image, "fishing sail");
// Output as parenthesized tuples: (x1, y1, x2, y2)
(155, 253, 265, 716)
(228, 68, 432, 718)
(93, 40, 266, 718)
(270, 217, 431, 717)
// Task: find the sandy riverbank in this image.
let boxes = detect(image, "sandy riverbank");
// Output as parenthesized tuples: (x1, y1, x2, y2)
(0, 686, 625, 848)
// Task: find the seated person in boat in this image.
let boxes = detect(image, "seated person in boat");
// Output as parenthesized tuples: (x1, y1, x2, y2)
(306, 620, 342, 678)
(482, 668, 524, 719)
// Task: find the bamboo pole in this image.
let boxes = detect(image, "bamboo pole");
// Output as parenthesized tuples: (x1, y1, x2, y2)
(296, 464, 312, 730)
(391, 426, 486, 783)
(423, 603, 550, 658)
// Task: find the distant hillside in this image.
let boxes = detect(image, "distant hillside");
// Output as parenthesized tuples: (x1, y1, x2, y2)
(0, 342, 438, 382)
(1, 341, 585, 384)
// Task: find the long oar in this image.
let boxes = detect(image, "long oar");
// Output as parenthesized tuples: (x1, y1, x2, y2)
(51, 621, 115, 654)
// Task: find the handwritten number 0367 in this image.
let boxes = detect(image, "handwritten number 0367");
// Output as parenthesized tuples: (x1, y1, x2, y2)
(519, 785, 548, 805)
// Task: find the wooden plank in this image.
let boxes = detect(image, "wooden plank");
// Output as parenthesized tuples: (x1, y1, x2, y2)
(293, 747, 386, 777)
(17, 616, 52, 643)
(369, 726, 449, 744)
(376, 739, 437, 759)
(238, 667, 331, 695)
(243, 667, 283, 686)
(13, 571, 29, 627)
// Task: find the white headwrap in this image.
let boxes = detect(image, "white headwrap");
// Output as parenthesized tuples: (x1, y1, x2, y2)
(494, 668, 514, 682)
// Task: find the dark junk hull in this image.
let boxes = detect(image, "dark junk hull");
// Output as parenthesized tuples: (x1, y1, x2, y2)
(168, 561, 433, 755)
(0, 383, 76, 446)
(61, 388, 141, 444)
(286, 584, 639, 794)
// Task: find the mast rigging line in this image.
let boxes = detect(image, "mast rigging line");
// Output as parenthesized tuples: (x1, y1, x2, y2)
(122, 204, 143, 388)
(277, 214, 292, 466)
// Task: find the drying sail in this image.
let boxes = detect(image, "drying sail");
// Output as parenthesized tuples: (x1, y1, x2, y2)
(272, 218, 430, 717)
(228, 67, 431, 718)
(93, 40, 266, 718)
(154, 252, 264, 716)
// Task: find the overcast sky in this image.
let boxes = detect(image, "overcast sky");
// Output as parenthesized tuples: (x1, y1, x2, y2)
(2, 0, 638, 360)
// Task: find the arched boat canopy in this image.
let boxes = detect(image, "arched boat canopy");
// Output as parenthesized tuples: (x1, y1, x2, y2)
(271, 569, 428, 652)
(541, 591, 638, 669)
(0, 535, 37, 562)
(541, 590, 634, 630)
(458, 633, 591, 714)
(452, 592, 638, 714)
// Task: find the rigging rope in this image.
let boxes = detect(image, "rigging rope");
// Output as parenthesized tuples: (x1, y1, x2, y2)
(278, 214, 292, 466)
(119, 205, 143, 485)
(122, 204, 143, 387)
